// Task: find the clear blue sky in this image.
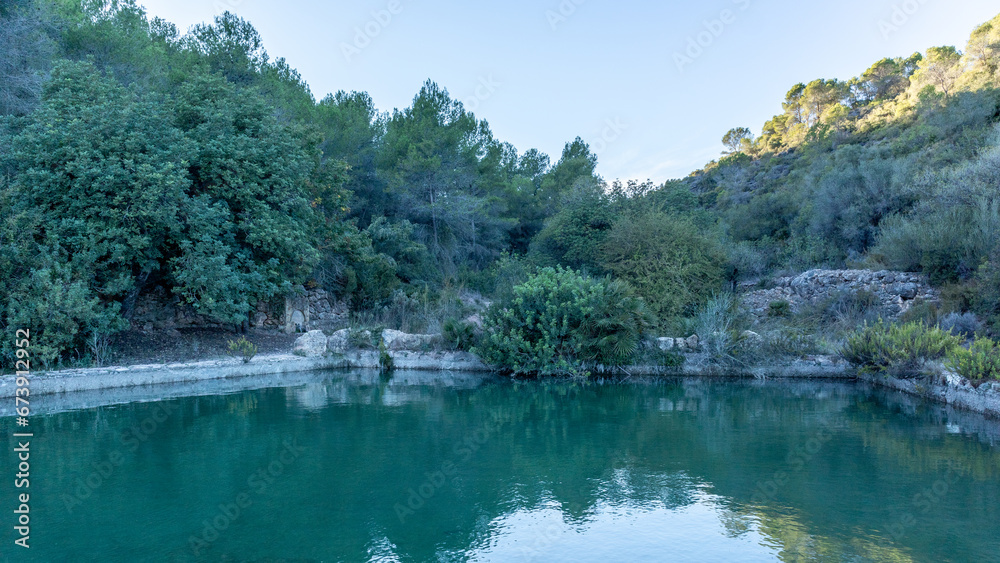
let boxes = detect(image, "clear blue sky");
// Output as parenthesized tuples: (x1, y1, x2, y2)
(140, 0, 999, 183)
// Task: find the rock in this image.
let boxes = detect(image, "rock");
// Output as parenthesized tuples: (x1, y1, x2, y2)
(685, 335, 699, 351)
(327, 329, 352, 354)
(657, 337, 676, 351)
(741, 330, 763, 345)
(253, 312, 268, 328)
(293, 330, 328, 357)
(382, 329, 442, 351)
(741, 269, 937, 319)
(900, 283, 918, 300)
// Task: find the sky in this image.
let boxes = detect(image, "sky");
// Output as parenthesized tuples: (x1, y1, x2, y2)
(137, 0, 1000, 183)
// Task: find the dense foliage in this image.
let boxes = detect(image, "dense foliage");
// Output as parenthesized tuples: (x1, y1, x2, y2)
(840, 321, 962, 376)
(947, 337, 1000, 381)
(474, 267, 651, 376)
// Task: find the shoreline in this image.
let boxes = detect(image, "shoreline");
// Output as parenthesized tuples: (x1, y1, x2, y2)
(3, 350, 999, 420)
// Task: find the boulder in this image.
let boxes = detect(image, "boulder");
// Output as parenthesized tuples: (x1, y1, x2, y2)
(657, 337, 677, 351)
(685, 335, 700, 351)
(327, 329, 352, 354)
(293, 330, 328, 357)
(382, 329, 443, 351)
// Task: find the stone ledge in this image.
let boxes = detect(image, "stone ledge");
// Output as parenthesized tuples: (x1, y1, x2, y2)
(0, 354, 346, 399)
(858, 371, 1000, 419)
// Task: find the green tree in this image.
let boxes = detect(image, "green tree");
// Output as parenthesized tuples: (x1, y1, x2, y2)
(170, 70, 321, 323)
(722, 127, 754, 154)
(2, 60, 186, 362)
(600, 211, 726, 320)
(911, 46, 963, 98)
(530, 179, 615, 272)
(378, 80, 513, 275)
(0, 0, 54, 116)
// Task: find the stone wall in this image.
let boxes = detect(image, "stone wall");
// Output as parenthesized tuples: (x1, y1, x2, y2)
(742, 269, 937, 318)
(129, 286, 347, 333)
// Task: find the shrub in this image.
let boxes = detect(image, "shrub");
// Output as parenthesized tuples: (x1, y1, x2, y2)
(760, 329, 825, 358)
(695, 293, 756, 369)
(975, 252, 1000, 332)
(768, 300, 792, 318)
(901, 301, 941, 326)
(939, 312, 983, 338)
(599, 211, 726, 320)
(347, 327, 379, 349)
(443, 319, 478, 351)
(947, 338, 1000, 381)
(474, 267, 652, 377)
(378, 337, 393, 372)
(226, 336, 258, 364)
(840, 320, 961, 376)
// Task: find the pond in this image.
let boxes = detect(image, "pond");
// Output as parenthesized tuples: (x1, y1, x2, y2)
(4, 371, 1000, 562)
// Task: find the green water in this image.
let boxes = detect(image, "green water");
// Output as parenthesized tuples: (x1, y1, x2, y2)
(3, 372, 1000, 562)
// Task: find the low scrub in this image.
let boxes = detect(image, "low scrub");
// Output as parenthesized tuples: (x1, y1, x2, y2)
(840, 320, 961, 377)
(474, 267, 652, 377)
(947, 338, 1000, 382)
(226, 337, 259, 364)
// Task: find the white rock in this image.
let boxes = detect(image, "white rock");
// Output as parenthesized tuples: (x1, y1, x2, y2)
(382, 329, 442, 351)
(293, 330, 328, 357)
(327, 329, 352, 353)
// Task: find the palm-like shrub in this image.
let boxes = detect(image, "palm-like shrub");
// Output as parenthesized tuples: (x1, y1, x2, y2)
(474, 267, 652, 376)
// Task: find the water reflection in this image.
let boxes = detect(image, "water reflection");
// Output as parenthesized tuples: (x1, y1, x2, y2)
(4, 373, 999, 562)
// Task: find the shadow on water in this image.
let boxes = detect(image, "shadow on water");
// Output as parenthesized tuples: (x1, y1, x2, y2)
(4, 371, 1000, 562)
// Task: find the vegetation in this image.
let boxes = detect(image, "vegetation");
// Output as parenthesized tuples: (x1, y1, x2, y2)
(947, 338, 1000, 382)
(474, 267, 651, 376)
(840, 321, 962, 376)
(226, 336, 258, 364)
(3, 1, 1000, 374)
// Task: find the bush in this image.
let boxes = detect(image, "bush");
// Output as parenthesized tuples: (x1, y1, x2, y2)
(474, 267, 652, 377)
(443, 319, 478, 351)
(768, 300, 792, 318)
(695, 293, 756, 369)
(226, 336, 258, 364)
(840, 320, 962, 376)
(760, 329, 825, 358)
(939, 312, 983, 338)
(975, 252, 1000, 332)
(599, 211, 726, 320)
(797, 289, 888, 334)
(947, 338, 1000, 381)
